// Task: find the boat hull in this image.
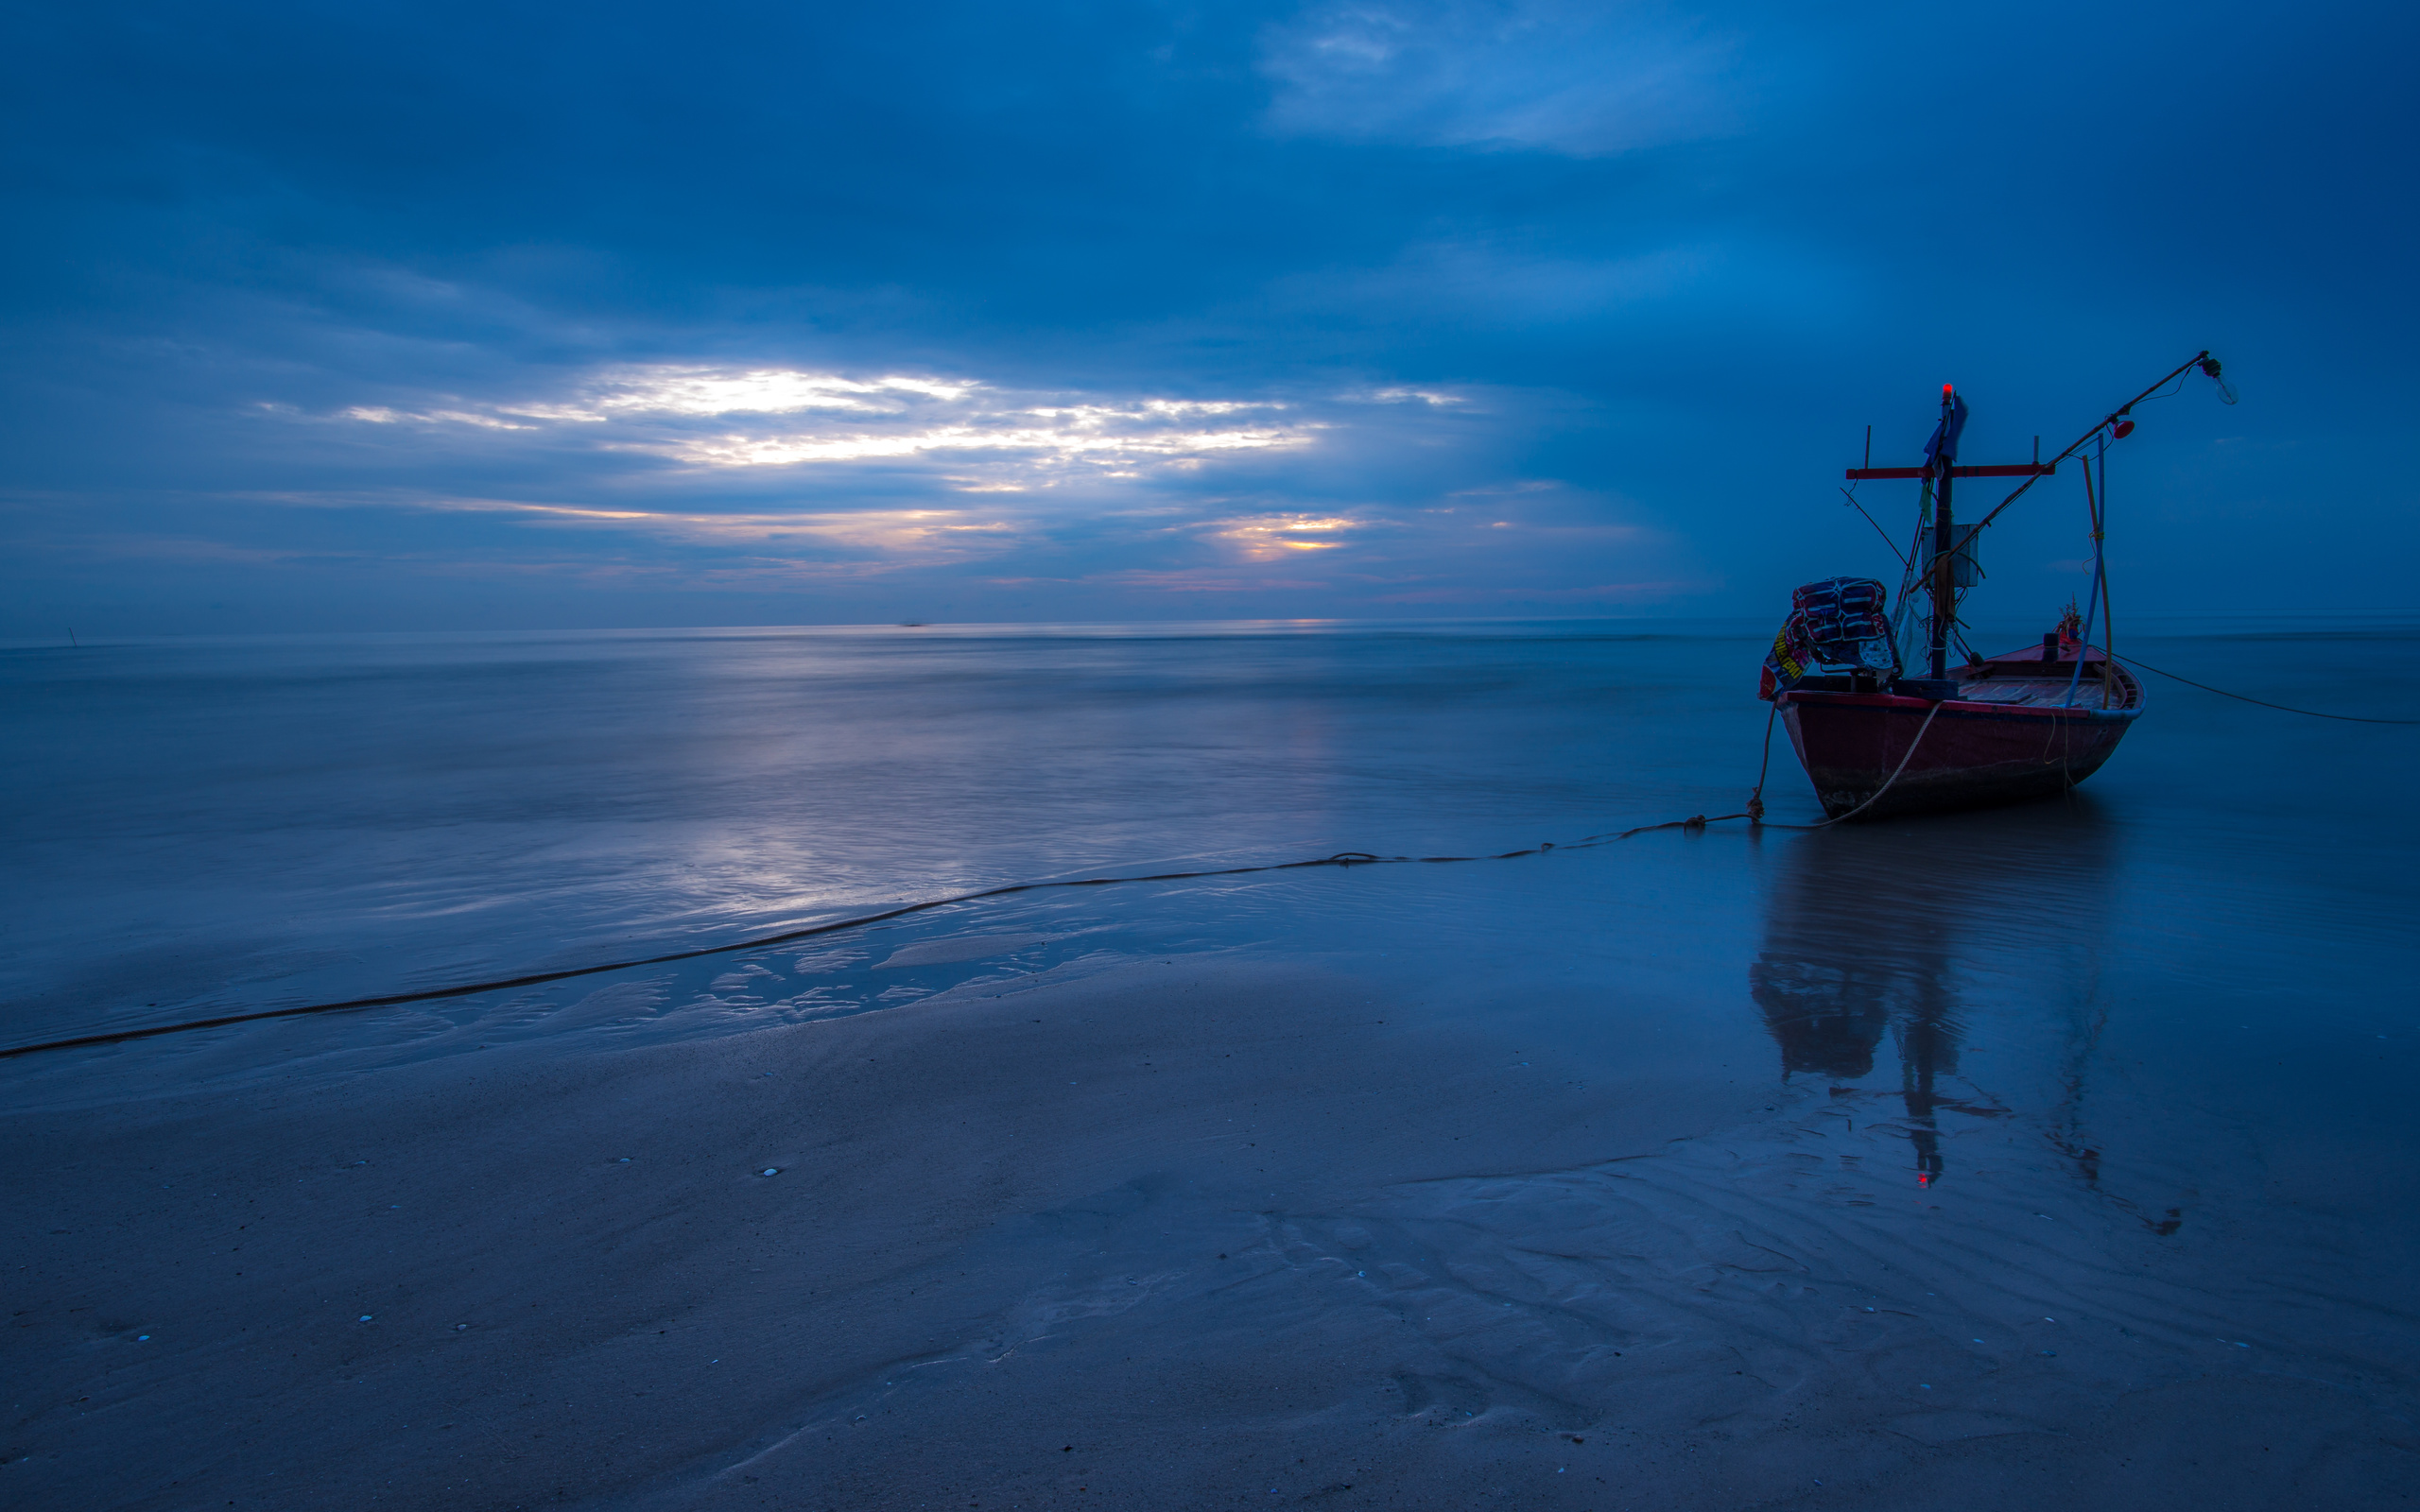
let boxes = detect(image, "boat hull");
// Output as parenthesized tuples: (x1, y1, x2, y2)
(1778, 661, 2142, 820)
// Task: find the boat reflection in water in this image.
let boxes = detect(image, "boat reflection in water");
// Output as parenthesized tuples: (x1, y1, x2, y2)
(1749, 801, 2118, 1185)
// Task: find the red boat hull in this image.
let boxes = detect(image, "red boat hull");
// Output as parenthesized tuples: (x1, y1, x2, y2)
(1776, 656, 2143, 820)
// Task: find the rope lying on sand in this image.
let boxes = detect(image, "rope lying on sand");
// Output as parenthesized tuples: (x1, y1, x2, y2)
(0, 813, 1744, 1061)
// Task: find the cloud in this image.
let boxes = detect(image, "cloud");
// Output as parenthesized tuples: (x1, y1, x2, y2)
(433, 498, 1022, 560)
(520, 369, 977, 420)
(322, 365, 1323, 486)
(1371, 576, 1711, 605)
(1205, 512, 1367, 560)
(343, 405, 536, 431)
(1259, 0, 1749, 156)
(1077, 568, 1340, 593)
(1270, 239, 1730, 329)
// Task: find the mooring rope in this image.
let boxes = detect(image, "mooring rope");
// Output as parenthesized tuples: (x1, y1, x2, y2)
(1746, 701, 1781, 822)
(1750, 699, 1945, 832)
(2114, 654, 2420, 725)
(0, 813, 1752, 1061)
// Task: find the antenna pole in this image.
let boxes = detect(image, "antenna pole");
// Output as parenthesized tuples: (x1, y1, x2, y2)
(1930, 388, 1956, 681)
(2096, 436, 2117, 708)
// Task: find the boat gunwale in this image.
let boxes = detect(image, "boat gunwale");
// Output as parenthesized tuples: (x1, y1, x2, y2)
(1776, 687, 2145, 723)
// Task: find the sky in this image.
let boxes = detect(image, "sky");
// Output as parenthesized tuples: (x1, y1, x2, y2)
(3, 0, 2413, 635)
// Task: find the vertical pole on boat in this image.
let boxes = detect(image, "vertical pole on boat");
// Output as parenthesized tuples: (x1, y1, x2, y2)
(2065, 434, 2107, 708)
(2094, 432, 2117, 708)
(1929, 386, 1956, 681)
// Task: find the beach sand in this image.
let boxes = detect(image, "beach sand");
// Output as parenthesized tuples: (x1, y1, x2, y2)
(9, 958, 2410, 1510)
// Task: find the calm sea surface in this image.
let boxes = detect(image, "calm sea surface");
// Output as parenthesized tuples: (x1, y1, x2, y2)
(7, 615, 2418, 1468)
(4, 617, 2414, 1061)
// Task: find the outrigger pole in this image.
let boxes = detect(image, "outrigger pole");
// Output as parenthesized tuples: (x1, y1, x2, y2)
(1967, 351, 2219, 536)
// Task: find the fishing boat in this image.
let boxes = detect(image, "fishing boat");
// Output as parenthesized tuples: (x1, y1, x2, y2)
(1758, 352, 2234, 821)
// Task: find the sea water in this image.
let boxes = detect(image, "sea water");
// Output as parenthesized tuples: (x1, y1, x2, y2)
(0, 618, 1788, 1047)
(4, 615, 2413, 1072)
(5, 616, 2417, 1465)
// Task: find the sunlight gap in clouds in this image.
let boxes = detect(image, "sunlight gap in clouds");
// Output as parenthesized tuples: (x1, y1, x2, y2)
(515, 369, 978, 420)
(1209, 513, 1366, 561)
(659, 421, 1312, 471)
(345, 405, 537, 430)
(436, 498, 1023, 563)
(289, 373, 1604, 590)
(333, 365, 1332, 487)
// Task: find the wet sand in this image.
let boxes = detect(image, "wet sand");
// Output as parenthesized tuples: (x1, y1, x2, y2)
(9, 957, 2414, 1510)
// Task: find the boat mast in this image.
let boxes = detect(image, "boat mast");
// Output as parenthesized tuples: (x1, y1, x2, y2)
(1846, 382, 2066, 673)
(1929, 384, 1956, 681)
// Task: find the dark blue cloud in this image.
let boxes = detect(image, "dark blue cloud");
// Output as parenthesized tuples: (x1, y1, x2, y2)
(3, 0, 2413, 633)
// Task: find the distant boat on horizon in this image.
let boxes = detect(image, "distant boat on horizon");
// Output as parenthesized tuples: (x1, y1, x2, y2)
(1759, 352, 2233, 821)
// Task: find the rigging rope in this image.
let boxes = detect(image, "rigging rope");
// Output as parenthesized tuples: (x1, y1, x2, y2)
(1837, 486, 1909, 567)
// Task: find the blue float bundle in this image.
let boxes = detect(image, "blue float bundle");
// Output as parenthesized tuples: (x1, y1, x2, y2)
(1760, 576, 1898, 698)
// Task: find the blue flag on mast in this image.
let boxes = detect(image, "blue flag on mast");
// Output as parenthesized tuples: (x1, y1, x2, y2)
(1922, 392, 1970, 472)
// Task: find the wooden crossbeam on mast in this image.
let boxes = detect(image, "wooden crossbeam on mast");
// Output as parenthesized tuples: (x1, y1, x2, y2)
(1845, 463, 2056, 480)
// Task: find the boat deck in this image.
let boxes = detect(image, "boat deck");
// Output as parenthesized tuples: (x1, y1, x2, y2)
(1958, 649, 2140, 712)
(1953, 679, 2088, 706)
